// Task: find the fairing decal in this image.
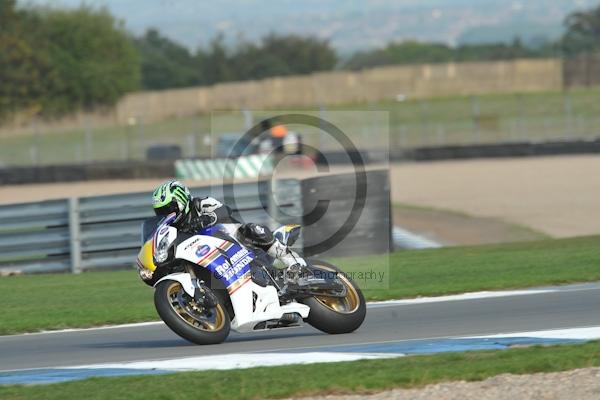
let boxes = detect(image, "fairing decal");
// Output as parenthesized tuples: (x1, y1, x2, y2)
(202, 240, 254, 289)
(227, 272, 252, 295)
(136, 240, 156, 272)
(182, 235, 255, 291)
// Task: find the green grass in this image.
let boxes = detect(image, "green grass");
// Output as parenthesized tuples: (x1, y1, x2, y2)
(1, 235, 599, 335)
(2, 340, 600, 399)
(3, 88, 600, 165)
(0, 270, 156, 335)
(345, 235, 600, 300)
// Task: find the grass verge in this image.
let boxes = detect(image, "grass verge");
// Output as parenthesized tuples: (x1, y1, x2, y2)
(346, 234, 600, 300)
(1, 340, 600, 399)
(1, 235, 599, 334)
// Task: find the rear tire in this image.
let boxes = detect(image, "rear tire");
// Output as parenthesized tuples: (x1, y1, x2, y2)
(154, 280, 230, 345)
(301, 260, 366, 334)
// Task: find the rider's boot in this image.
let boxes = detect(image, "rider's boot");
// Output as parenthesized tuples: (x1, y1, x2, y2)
(266, 239, 309, 288)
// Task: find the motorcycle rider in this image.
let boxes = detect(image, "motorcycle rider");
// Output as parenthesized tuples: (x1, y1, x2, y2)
(151, 180, 307, 285)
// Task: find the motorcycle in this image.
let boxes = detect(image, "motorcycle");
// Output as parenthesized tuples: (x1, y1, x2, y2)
(135, 213, 366, 345)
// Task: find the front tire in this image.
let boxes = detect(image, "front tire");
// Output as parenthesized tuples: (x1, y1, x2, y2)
(154, 280, 230, 345)
(301, 260, 366, 334)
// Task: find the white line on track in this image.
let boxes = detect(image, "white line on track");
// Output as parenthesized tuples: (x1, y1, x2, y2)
(369, 282, 600, 308)
(368, 289, 554, 308)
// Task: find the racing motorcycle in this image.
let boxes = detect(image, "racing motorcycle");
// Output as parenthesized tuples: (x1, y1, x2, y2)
(135, 213, 366, 345)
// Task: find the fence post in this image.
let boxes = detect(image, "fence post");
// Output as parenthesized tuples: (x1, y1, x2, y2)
(68, 197, 82, 274)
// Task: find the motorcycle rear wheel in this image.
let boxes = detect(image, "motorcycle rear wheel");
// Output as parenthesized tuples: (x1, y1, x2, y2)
(301, 260, 366, 334)
(154, 280, 230, 345)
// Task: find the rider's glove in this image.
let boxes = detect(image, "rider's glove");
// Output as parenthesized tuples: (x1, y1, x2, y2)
(190, 197, 222, 230)
(194, 197, 223, 214)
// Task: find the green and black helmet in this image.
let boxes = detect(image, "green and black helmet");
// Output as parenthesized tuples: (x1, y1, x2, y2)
(152, 180, 191, 223)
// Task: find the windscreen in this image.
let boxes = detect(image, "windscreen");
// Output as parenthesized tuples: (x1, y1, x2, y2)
(141, 216, 165, 243)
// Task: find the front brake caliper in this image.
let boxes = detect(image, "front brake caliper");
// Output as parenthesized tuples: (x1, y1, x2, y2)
(192, 279, 218, 308)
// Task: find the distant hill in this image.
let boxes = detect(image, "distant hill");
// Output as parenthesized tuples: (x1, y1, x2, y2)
(19, 0, 596, 53)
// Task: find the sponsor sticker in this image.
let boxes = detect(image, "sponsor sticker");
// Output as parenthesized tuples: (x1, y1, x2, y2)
(159, 226, 169, 235)
(213, 248, 253, 281)
(196, 244, 211, 258)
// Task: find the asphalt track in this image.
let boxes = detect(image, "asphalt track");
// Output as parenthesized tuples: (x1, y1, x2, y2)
(1, 282, 599, 373)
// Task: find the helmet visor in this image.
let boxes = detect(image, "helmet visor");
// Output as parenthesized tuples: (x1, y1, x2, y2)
(154, 202, 178, 217)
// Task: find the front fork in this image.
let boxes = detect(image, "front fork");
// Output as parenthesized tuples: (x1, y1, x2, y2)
(183, 265, 218, 308)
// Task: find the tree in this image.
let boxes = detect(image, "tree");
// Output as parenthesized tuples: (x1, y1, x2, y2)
(0, 36, 45, 117)
(232, 40, 291, 80)
(343, 38, 549, 70)
(199, 35, 235, 85)
(226, 34, 337, 81)
(344, 41, 454, 70)
(33, 6, 140, 114)
(0, 0, 49, 119)
(133, 32, 337, 89)
(562, 5, 600, 56)
(0, 0, 17, 31)
(135, 29, 199, 90)
(0, 4, 140, 119)
(455, 38, 537, 61)
(259, 34, 337, 75)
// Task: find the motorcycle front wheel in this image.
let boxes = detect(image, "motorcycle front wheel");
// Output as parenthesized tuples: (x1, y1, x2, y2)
(301, 260, 366, 334)
(154, 280, 230, 345)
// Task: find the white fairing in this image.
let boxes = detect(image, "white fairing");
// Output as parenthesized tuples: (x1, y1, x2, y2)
(154, 272, 196, 297)
(229, 281, 310, 332)
(174, 234, 226, 263)
(158, 231, 309, 333)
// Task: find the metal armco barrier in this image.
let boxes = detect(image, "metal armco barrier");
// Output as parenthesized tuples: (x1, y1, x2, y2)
(0, 170, 390, 275)
(0, 180, 299, 275)
(0, 199, 71, 274)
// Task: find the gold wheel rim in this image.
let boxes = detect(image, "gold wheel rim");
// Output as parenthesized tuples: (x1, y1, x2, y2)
(313, 265, 360, 314)
(166, 282, 226, 332)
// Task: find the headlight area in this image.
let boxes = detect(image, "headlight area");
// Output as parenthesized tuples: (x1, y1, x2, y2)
(136, 264, 154, 281)
(154, 235, 174, 265)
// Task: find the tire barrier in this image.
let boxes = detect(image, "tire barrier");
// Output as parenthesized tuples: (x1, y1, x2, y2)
(394, 138, 600, 162)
